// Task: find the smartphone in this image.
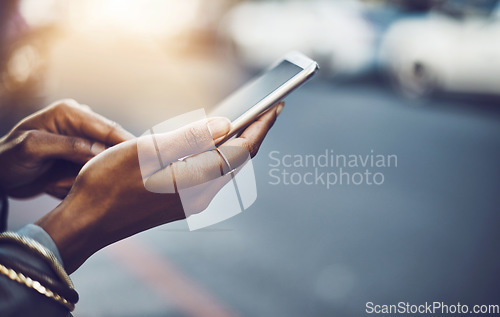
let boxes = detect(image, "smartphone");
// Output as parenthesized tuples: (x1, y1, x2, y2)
(210, 51, 319, 143)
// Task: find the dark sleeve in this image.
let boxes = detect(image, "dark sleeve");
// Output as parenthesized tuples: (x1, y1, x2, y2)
(0, 188, 7, 232)
(0, 224, 74, 317)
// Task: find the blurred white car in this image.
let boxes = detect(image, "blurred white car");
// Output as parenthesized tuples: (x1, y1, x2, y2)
(220, 0, 376, 77)
(379, 7, 500, 98)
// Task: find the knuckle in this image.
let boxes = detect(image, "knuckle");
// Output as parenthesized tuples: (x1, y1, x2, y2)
(104, 120, 122, 143)
(68, 137, 87, 153)
(50, 100, 71, 112)
(18, 130, 40, 157)
(240, 140, 258, 158)
(183, 127, 201, 149)
(79, 103, 92, 111)
(50, 98, 82, 112)
(110, 120, 122, 131)
(59, 98, 79, 107)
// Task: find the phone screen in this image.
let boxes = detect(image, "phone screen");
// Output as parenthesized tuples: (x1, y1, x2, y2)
(213, 60, 303, 121)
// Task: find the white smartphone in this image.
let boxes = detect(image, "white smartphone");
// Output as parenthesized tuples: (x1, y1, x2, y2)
(210, 51, 319, 143)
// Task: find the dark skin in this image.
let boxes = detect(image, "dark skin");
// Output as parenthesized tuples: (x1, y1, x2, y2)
(0, 99, 134, 198)
(1, 99, 283, 273)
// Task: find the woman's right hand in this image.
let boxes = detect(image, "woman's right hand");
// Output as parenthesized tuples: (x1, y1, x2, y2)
(36, 103, 283, 273)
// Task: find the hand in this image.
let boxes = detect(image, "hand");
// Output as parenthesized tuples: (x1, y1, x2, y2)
(36, 102, 284, 273)
(0, 99, 134, 198)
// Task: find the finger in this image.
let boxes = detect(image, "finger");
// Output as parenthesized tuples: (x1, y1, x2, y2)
(62, 100, 135, 145)
(80, 111, 135, 146)
(145, 146, 238, 216)
(138, 117, 231, 180)
(155, 116, 231, 162)
(167, 116, 272, 215)
(145, 144, 249, 194)
(144, 104, 281, 193)
(144, 148, 224, 193)
(226, 101, 283, 157)
(21, 130, 107, 165)
(31, 99, 135, 146)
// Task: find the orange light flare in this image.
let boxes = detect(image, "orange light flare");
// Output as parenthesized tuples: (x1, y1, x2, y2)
(14, 0, 243, 130)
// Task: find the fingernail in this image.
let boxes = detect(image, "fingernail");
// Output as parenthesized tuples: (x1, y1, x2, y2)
(90, 142, 107, 155)
(276, 102, 284, 116)
(208, 117, 231, 139)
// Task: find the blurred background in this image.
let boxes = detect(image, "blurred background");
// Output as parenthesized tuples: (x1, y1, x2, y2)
(2, 0, 500, 316)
